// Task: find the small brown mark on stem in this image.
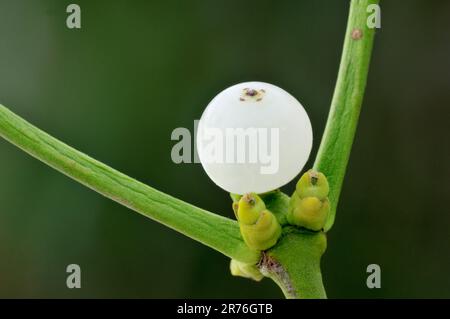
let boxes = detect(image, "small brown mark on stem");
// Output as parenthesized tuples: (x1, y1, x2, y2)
(351, 28, 363, 40)
(259, 252, 296, 298)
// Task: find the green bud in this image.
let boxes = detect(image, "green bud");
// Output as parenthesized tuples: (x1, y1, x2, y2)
(237, 193, 281, 251)
(287, 197, 329, 231)
(237, 193, 266, 225)
(296, 170, 329, 200)
(230, 259, 264, 281)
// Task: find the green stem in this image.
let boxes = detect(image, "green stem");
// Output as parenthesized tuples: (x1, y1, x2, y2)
(260, 228, 327, 299)
(314, 0, 379, 231)
(0, 104, 259, 264)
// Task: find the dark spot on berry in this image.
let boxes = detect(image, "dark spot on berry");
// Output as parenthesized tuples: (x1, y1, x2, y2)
(246, 89, 258, 97)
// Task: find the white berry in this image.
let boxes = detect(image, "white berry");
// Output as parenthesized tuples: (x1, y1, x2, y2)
(197, 81, 313, 194)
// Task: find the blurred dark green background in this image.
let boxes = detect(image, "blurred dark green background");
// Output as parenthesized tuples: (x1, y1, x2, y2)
(0, 0, 449, 298)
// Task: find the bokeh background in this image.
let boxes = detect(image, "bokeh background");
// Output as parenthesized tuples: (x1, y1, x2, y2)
(0, 0, 449, 298)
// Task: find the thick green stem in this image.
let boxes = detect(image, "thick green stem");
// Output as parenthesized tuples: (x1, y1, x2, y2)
(314, 0, 379, 231)
(0, 104, 259, 264)
(259, 228, 327, 299)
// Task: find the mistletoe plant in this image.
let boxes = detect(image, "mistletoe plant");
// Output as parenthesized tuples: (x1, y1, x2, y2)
(0, 0, 378, 298)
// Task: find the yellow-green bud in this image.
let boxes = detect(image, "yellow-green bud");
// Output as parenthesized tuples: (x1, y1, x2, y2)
(296, 170, 329, 200)
(237, 193, 281, 251)
(230, 259, 264, 281)
(237, 193, 266, 224)
(287, 170, 330, 231)
(287, 197, 329, 231)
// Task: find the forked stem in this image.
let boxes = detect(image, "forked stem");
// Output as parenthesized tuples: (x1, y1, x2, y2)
(0, 0, 378, 299)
